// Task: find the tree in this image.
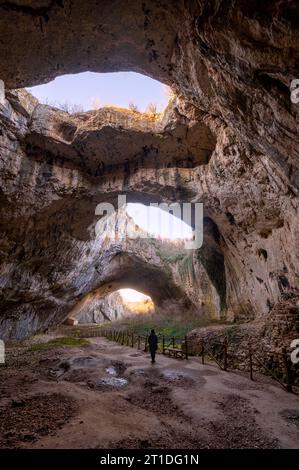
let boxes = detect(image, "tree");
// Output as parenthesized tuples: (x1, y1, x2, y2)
(128, 100, 140, 113)
(91, 96, 101, 110)
(43, 98, 84, 114)
(145, 102, 158, 116)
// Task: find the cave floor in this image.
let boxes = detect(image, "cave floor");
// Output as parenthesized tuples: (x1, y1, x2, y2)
(0, 337, 299, 449)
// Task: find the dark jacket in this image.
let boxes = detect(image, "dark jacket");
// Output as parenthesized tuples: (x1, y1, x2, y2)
(148, 333, 158, 351)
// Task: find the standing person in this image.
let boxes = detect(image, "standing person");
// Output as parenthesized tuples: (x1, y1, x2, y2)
(148, 329, 158, 364)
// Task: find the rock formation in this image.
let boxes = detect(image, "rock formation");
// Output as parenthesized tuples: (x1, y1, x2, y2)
(0, 1, 298, 344)
(68, 291, 132, 324)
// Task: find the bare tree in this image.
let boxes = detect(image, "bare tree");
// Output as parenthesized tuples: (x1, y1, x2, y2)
(128, 100, 140, 113)
(91, 96, 101, 110)
(145, 102, 158, 116)
(43, 98, 84, 114)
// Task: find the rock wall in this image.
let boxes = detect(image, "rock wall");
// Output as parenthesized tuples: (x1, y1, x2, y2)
(67, 291, 134, 324)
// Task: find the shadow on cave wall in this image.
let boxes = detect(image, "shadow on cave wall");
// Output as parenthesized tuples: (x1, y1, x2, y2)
(197, 217, 226, 313)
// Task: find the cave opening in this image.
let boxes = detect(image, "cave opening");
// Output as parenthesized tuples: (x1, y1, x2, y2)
(125, 202, 194, 243)
(26, 71, 172, 114)
(70, 287, 155, 325)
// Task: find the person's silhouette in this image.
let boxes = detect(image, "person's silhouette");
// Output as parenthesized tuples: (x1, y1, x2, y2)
(148, 329, 158, 363)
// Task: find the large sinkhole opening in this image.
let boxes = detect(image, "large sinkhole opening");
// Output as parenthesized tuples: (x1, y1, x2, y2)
(26, 71, 172, 114)
(126, 203, 193, 242)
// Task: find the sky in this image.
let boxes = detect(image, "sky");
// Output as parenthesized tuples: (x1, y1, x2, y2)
(26, 71, 169, 112)
(126, 203, 193, 240)
(119, 288, 150, 302)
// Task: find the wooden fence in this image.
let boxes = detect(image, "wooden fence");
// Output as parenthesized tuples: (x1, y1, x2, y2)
(199, 338, 295, 393)
(70, 327, 188, 359)
(68, 326, 295, 393)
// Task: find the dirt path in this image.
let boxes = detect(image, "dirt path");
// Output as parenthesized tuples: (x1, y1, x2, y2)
(0, 337, 299, 449)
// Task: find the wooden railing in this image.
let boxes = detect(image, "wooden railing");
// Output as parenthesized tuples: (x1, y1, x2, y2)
(70, 327, 189, 359)
(199, 338, 295, 393)
(67, 326, 296, 393)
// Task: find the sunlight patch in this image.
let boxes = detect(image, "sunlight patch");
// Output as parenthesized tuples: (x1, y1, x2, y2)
(119, 289, 154, 314)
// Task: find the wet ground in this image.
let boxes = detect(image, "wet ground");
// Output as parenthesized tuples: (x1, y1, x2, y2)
(0, 337, 299, 449)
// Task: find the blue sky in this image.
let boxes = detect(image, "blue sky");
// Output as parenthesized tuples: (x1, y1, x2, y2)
(126, 203, 192, 240)
(27, 71, 169, 112)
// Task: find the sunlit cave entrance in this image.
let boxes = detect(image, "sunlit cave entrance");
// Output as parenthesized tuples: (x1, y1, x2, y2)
(119, 289, 154, 315)
(68, 288, 155, 326)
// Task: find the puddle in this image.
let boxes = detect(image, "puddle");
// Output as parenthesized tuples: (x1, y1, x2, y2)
(160, 369, 195, 387)
(162, 370, 186, 381)
(96, 377, 128, 388)
(281, 409, 299, 427)
(105, 366, 117, 376)
(71, 356, 99, 368)
(131, 369, 146, 376)
(46, 355, 128, 388)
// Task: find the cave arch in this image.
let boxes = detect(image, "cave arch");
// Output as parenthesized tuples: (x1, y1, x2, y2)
(65, 249, 194, 325)
(86, 251, 192, 307)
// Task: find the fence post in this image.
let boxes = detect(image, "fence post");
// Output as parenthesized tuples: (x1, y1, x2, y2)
(144, 335, 148, 352)
(185, 335, 188, 360)
(138, 336, 141, 350)
(201, 340, 205, 365)
(249, 343, 253, 381)
(172, 336, 175, 349)
(223, 337, 228, 371)
(282, 347, 293, 393)
(131, 333, 134, 348)
(162, 335, 165, 354)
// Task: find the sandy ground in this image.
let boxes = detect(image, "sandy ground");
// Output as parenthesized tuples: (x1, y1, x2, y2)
(0, 337, 299, 449)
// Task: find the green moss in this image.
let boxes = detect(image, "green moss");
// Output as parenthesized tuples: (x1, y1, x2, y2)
(28, 337, 89, 351)
(158, 250, 186, 264)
